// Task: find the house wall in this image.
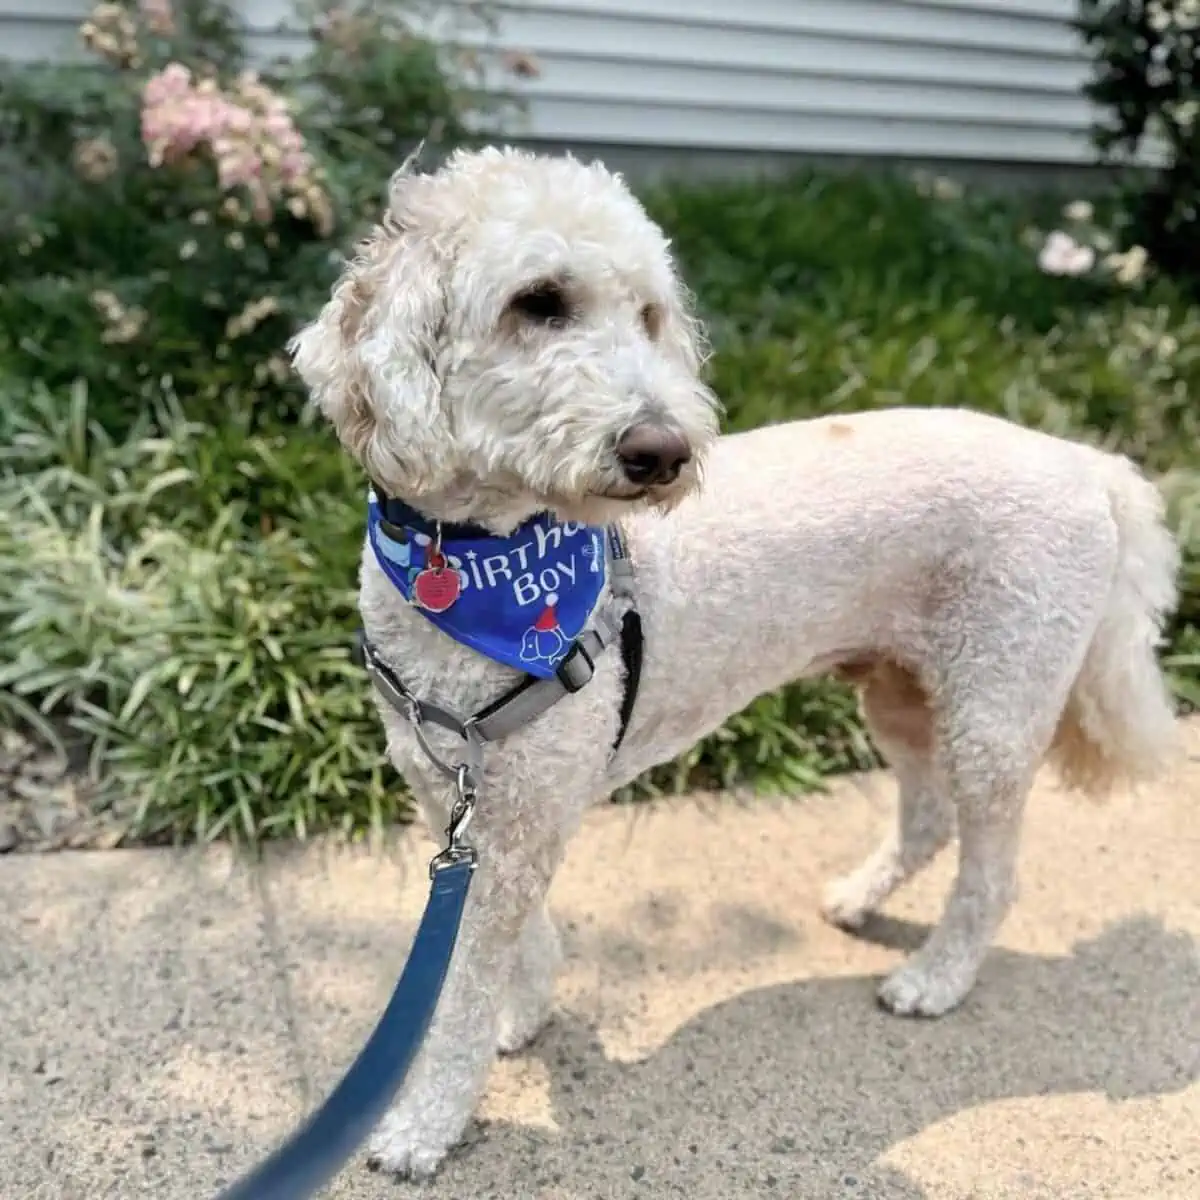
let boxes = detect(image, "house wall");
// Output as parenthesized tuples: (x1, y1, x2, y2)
(0, 0, 1100, 166)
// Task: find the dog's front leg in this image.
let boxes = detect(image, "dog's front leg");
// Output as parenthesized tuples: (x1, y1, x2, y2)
(367, 798, 571, 1179)
(498, 901, 561, 1054)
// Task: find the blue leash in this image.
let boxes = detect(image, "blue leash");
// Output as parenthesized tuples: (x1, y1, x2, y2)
(214, 788, 478, 1200)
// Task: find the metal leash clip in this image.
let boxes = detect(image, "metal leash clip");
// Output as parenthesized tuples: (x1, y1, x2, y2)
(429, 763, 479, 877)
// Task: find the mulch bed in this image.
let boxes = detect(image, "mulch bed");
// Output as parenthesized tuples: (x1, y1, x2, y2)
(0, 729, 129, 853)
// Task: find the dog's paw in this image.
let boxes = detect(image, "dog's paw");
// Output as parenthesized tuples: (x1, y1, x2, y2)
(877, 959, 974, 1018)
(366, 1109, 457, 1180)
(497, 1020, 544, 1056)
(819, 874, 874, 931)
(497, 1004, 554, 1056)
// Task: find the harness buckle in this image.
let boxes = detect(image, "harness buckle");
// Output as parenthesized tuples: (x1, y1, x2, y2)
(555, 640, 595, 694)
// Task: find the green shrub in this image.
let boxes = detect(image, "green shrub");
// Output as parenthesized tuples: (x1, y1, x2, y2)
(0, 0, 491, 435)
(1078, 0, 1200, 293)
(2, 163, 1199, 843)
(645, 171, 1106, 339)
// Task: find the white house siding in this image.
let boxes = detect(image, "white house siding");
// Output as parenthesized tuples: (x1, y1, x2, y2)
(0, 0, 1099, 165)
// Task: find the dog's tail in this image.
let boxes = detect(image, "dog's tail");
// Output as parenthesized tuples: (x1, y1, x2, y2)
(1049, 452, 1181, 796)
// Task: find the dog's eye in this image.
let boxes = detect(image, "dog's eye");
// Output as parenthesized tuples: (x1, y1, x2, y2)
(640, 302, 664, 340)
(509, 283, 571, 327)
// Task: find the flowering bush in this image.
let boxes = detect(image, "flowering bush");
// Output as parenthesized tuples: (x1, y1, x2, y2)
(0, 0, 491, 433)
(1032, 198, 1152, 289)
(1078, 0, 1200, 292)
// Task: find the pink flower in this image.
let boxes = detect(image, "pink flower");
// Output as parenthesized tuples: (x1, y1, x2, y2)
(226, 107, 254, 136)
(263, 111, 294, 141)
(138, 62, 326, 228)
(217, 151, 262, 190)
(279, 150, 310, 184)
(145, 61, 191, 103)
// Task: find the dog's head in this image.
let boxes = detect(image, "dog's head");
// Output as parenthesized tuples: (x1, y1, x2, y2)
(290, 146, 720, 531)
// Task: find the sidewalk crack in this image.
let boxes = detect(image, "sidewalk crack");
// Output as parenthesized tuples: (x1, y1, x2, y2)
(253, 862, 314, 1110)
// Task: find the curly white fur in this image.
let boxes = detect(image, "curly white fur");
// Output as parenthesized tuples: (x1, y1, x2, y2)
(290, 145, 1181, 1179)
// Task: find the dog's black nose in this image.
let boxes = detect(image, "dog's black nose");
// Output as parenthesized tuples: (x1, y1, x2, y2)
(616, 424, 692, 486)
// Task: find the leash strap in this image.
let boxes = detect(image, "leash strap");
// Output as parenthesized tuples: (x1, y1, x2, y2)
(213, 857, 475, 1200)
(607, 525, 642, 751)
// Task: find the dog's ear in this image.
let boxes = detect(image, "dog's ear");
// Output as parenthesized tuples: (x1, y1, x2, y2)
(289, 165, 455, 496)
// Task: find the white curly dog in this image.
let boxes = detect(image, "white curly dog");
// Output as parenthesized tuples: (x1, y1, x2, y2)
(290, 145, 1180, 1178)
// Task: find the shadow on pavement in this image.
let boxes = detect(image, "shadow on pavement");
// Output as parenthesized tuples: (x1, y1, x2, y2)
(390, 914, 1199, 1199)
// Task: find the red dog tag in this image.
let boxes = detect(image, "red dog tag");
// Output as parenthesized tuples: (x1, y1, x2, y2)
(412, 550, 461, 613)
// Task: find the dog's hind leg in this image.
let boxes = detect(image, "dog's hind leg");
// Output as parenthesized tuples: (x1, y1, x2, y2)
(875, 595, 1099, 1018)
(822, 661, 955, 930)
(876, 725, 1036, 1018)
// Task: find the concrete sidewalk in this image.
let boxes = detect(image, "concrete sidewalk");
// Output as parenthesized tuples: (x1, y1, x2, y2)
(3, 724, 1198, 1200)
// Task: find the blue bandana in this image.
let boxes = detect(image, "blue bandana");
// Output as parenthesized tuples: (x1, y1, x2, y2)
(366, 492, 609, 680)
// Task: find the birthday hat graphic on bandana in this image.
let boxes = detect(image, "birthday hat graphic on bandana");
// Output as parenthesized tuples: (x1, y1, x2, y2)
(521, 593, 568, 666)
(535, 597, 559, 632)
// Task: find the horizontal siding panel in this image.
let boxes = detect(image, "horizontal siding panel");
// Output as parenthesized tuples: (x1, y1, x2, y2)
(891, 0, 1075, 19)
(0, 0, 82, 16)
(0, 14, 307, 62)
(0, 0, 1090, 58)
(491, 10, 1087, 95)
(184, 0, 1083, 54)
(518, 97, 1096, 163)
(496, 1, 1083, 59)
(490, 0, 1100, 163)
(0, 20, 77, 60)
(501, 57, 1091, 131)
(0, 0, 285, 20)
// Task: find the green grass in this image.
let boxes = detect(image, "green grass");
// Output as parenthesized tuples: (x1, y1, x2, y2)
(2, 165, 1199, 843)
